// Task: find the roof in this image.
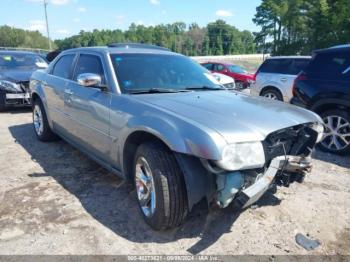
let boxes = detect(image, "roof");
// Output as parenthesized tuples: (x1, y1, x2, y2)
(315, 44, 350, 54)
(62, 43, 177, 56)
(267, 56, 311, 60)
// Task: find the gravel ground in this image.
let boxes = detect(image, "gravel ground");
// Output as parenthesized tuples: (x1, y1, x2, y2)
(0, 109, 349, 255)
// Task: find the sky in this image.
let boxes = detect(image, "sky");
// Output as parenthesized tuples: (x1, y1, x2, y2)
(0, 0, 262, 40)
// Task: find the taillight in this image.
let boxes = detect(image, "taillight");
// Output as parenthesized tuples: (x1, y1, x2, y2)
(292, 72, 307, 96)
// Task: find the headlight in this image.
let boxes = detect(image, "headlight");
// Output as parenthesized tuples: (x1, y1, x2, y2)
(216, 142, 265, 171)
(311, 122, 324, 143)
(0, 80, 22, 92)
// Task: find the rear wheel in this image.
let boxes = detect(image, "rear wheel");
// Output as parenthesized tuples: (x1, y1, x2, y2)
(133, 142, 188, 230)
(32, 99, 58, 142)
(319, 109, 350, 154)
(261, 88, 283, 101)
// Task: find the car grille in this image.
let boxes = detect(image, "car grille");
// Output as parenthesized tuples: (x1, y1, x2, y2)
(263, 124, 318, 162)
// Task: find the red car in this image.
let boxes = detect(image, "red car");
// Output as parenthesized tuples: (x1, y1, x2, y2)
(201, 62, 255, 89)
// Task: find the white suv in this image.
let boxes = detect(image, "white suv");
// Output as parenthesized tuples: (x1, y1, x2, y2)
(251, 56, 311, 102)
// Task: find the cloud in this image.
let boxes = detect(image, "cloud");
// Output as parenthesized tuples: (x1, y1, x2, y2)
(57, 29, 70, 35)
(150, 0, 160, 5)
(77, 6, 87, 12)
(73, 18, 80, 22)
(136, 20, 144, 26)
(116, 15, 125, 25)
(27, 20, 46, 32)
(215, 9, 233, 17)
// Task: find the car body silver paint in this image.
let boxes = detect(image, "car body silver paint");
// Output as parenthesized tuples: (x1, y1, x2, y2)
(30, 47, 322, 178)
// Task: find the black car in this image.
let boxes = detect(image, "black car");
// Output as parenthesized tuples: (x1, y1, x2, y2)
(0, 51, 48, 111)
(292, 45, 350, 154)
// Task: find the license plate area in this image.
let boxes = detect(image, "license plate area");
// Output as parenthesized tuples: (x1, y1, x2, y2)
(6, 93, 30, 99)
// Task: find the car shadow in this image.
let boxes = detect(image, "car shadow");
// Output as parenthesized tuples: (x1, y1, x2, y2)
(312, 149, 350, 169)
(8, 123, 281, 254)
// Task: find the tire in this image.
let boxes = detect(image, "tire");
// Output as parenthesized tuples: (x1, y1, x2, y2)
(0, 92, 6, 112)
(32, 98, 58, 142)
(133, 142, 188, 230)
(261, 88, 283, 101)
(318, 109, 350, 154)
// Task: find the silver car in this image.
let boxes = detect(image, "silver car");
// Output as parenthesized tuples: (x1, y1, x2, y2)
(30, 44, 323, 230)
(251, 56, 311, 102)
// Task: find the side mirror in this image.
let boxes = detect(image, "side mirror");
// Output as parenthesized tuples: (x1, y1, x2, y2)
(77, 73, 105, 90)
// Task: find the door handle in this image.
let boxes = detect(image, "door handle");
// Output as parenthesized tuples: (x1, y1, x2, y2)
(64, 89, 74, 95)
(280, 78, 287, 82)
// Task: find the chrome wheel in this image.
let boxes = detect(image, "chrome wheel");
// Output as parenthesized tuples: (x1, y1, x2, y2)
(135, 157, 156, 217)
(263, 92, 278, 100)
(322, 115, 350, 151)
(33, 104, 44, 136)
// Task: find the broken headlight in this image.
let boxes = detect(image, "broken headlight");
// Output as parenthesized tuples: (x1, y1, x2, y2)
(0, 80, 22, 92)
(216, 142, 265, 171)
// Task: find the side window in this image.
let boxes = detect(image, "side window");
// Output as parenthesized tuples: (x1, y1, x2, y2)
(307, 52, 350, 77)
(290, 59, 310, 75)
(52, 54, 75, 79)
(213, 64, 225, 71)
(259, 59, 292, 74)
(73, 54, 105, 83)
(202, 63, 213, 70)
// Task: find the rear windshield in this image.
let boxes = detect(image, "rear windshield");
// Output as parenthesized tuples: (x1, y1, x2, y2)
(306, 51, 350, 77)
(259, 58, 310, 75)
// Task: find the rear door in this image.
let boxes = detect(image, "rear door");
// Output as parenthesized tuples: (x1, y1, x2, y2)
(66, 52, 112, 162)
(45, 53, 76, 135)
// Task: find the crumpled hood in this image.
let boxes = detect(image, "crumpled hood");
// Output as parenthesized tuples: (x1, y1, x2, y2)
(0, 69, 35, 83)
(135, 91, 321, 143)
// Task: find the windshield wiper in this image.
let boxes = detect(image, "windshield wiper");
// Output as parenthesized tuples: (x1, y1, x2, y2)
(185, 86, 224, 91)
(129, 88, 186, 94)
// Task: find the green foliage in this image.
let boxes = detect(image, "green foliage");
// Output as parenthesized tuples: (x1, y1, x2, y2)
(0, 25, 54, 50)
(253, 0, 350, 55)
(54, 21, 256, 55)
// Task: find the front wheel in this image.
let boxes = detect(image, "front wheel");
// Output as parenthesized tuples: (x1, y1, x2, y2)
(261, 88, 283, 101)
(32, 99, 58, 142)
(133, 142, 188, 230)
(319, 109, 350, 154)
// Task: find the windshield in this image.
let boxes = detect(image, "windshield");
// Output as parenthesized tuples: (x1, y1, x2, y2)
(110, 53, 221, 93)
(0, 53, 48, 70)
(228, 65, 247, 74)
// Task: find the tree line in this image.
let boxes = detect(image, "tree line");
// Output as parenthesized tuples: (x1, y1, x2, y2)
(54, 20, 256, 56)
(0, 25, 54, 50)
(254, 0, 350, 55)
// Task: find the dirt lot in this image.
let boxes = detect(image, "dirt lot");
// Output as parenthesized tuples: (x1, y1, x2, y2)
(0, 109, 349, 255)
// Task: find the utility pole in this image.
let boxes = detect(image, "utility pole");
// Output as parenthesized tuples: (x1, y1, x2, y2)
(44, 0, 52, 50)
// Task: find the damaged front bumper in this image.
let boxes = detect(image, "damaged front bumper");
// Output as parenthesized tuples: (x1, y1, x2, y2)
(216, 155, 312, 209)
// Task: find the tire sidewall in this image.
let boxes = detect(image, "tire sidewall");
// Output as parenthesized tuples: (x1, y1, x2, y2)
(133, 144, 168, 230)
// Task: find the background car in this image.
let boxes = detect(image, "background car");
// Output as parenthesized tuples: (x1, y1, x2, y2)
(201, 62, 254, 89)
(292, 45, 350, 154)
(211, 72, 235, 89)
(251, 56, 311, 102)
(0, 51, 48, 111)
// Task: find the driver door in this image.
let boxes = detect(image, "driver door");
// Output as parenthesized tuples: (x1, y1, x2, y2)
(65, 53, 112, 162)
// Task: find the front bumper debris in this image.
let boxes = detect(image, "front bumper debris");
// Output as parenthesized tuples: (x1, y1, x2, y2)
(233, 155, 312, 209)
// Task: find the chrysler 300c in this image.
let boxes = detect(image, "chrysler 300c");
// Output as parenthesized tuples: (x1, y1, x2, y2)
(30, 44, 324, 230)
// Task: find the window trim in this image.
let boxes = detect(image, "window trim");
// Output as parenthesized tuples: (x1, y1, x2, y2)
(50, 54, 77, 80)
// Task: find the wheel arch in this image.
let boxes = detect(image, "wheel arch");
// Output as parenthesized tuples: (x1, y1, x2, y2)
(260, 85, 283, 97)
(310, 99, 350, 114)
